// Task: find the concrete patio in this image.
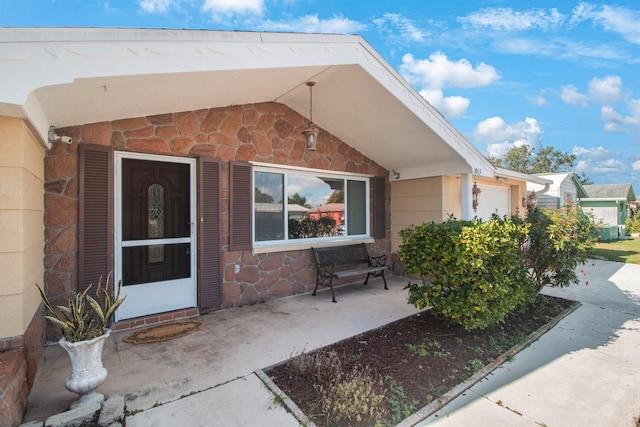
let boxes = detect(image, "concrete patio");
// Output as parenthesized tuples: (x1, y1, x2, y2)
(23, 259, 640, 426)
(23, 275, 420, 425)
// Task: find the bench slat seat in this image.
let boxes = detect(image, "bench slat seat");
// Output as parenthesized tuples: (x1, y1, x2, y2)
(312, 243, 389, 302)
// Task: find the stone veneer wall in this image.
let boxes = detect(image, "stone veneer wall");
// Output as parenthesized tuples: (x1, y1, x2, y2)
(44, 102, 390, 335)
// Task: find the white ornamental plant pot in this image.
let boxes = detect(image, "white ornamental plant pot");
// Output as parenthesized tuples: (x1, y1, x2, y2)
(59, 328, 111, 409)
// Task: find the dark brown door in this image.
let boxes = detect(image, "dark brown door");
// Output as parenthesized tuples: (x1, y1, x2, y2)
(117, 157, 197, 320)
(122, 159, 191, 285)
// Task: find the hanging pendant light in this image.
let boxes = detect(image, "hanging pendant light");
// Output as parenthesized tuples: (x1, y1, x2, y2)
(301, 81, 320, 151)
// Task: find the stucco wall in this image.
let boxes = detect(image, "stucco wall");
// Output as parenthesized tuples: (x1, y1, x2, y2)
(0, 117, 45, 340)
(45, 102, 389, 326)
(390, 175, 529, 253)
(390, 176, 452, 252)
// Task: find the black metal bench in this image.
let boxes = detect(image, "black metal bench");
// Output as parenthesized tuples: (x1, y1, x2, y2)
(311, 243, 389, 302)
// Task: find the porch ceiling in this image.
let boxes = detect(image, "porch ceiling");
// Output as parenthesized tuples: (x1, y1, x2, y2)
(0, 28, 494, 180)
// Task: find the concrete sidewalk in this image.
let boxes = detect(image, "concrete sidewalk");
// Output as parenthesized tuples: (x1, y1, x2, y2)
(420, 259, 640, 427)
(24, 260, 640, 426)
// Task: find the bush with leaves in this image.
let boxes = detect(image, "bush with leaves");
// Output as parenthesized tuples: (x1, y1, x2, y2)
(626, 215, 640, 234)
(523, 205, 599, 294)
(399, 206, 598, 331)
(399, 216, 535, 330)
(288, 215, 337, 239)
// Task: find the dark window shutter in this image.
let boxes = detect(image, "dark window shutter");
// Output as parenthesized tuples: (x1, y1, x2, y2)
(372, 176, 386, 239)
(79, 144, 114, 296)
(230, 161, 252, 251)
(198, 157, 221, 310)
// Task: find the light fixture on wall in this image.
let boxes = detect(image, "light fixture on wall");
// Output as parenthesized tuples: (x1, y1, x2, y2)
(472, 182, 481, 213)
(526, 191, 538, 212)
(392, 170, 400, 180)
(301, 81, 320, 151)
(48, 125, 72, 145)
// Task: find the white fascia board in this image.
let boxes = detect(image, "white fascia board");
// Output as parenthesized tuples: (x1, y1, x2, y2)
(398, 161, 476, 181)
(496, 168, 552, 185)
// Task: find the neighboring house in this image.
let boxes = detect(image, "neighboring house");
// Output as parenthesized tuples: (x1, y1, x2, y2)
(308, 203, 345, 227)
(580, 184, 637, 240)
(0, 27, 545, 422)
(527, 172, 588, 209)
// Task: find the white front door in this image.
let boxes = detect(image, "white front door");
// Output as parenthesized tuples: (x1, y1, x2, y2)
(115, 153, 197, 320)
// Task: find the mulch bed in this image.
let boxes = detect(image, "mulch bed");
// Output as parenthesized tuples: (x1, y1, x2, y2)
(266, 294, 576, 426)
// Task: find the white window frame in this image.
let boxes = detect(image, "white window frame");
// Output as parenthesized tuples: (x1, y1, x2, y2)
(252, 163, 373, 252)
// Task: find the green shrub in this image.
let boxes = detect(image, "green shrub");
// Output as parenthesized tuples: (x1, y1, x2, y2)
(524, 206, 598, 293)
(399, 216, 534, 331)
(398, 206, 598, 331)
(626, 216, 640, 234)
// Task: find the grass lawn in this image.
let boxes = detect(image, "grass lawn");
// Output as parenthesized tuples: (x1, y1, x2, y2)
(589, 237, 640, 264)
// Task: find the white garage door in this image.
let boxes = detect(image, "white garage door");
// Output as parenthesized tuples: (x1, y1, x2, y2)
(475, 185, 510, 220)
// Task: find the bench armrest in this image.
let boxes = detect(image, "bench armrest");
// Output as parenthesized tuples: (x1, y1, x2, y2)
(368, 254, 387, 267)
(317, 264, 337, 278)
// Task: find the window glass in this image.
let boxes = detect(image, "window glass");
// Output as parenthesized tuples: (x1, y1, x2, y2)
(288, 175, 343, 239)
(254, 171, 284, 241)
(347, 180, 366, 235)
(148, 183, 165, 263)
(254, 167, 370, 246)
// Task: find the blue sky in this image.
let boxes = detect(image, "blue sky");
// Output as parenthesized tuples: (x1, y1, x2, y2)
(2, 1, 639, 191)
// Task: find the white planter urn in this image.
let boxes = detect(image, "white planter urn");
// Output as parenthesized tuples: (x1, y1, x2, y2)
(59, 328, 111, 409)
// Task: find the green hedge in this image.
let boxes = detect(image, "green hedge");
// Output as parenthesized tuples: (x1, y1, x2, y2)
(398, 207, 597, 331)
(399, 217, 535, 330)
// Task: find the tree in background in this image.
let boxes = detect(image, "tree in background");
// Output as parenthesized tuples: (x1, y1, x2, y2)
(288, 192, 310, 208)
(488, 145, 592, 184)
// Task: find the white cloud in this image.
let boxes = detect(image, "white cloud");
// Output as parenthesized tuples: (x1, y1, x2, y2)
(572, 145, 611, 160)
(529, 94, 548, 107)
(202, 0, 264, 17)
(459, 7, 565, 31)
(419, 89, 470, 119)
(592, 158, 624, 173)
(588, 75, 623, 104)
(561, 76, 640, 133)
(574, 159, 589, 172)
(138, 0, 174, 13)
(570, 2, 640, 45)
(373, 13, 429, 42)
(572, 145, 624, 174)
(601, 101, 640, 132)
(560, 85, 589, 107)
(473, 116, 543, 157)
(632, 160, 640, 172)
(400, 52, 500, 90)
(261, 14, 366, 33)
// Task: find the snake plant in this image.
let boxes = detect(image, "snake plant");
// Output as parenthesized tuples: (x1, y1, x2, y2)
(36, 273, 126, 342)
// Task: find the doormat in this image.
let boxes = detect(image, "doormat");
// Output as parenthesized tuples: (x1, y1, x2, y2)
(123, 320, 204, 344)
